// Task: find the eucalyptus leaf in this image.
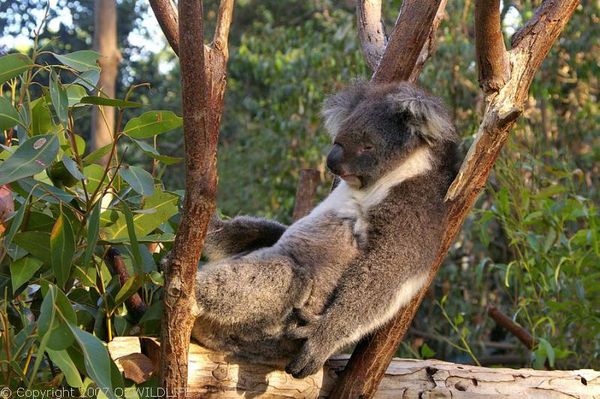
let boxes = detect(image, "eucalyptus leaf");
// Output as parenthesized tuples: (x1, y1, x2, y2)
(82, 202, 101, 268)
(13, 231, 51, 264)
(53, 51, 100, 72)
(50, 71, 69, 126)
(50, 211, 76, 288)
(38, 285, 75, 351)
(0, 53, 32, 84)
(9, 256, 43, 291)
(0, 134, 59, 186)
(0, 96, 21, 130)
(80, 96, 142, 108)
(62, 155, 85, 180)
(122, 110, 182, 139)
(47, 348, 84, 388)
(118, 165, 155, 196)
(133, 139, 183, 165)
(14, 177, 75, 204)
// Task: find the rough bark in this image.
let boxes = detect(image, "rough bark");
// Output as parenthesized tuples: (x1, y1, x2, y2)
(331, 1, 580, 397)
(356, 0, 387, 71)
(109, 337, 600, 398)
(91, 0, 121, 164)
(371, 0, 442, 83)
(105, 248, 147, 321)
(158, 0, 234, 396)
(292, 169, 321, 221)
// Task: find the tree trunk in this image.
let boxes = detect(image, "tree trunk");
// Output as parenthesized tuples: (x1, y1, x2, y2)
(108, 337, 600, 398)
(91, 0, 121, 165)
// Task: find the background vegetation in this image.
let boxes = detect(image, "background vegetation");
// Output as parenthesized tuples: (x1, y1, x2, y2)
(0, 0, 598, 391)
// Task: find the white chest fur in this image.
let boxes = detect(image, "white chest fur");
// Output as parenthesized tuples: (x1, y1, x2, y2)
(308, 147, 433, 238)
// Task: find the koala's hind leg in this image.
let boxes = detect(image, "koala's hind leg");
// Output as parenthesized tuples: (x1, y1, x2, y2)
(195, 253, 309, 326)
(203, 216, 287, 261)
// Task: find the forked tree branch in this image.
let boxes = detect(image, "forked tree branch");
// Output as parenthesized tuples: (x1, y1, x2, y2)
(356, 0, 387, 71)
(158, 0, 234, 396)
(474, 0, 510, 94)
(371, 0, 442, 83)
(331, 1, 579, 397)
(149, 0, 180, 55)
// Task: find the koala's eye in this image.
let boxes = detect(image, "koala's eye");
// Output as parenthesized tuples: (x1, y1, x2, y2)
(363, 144, 374, 151)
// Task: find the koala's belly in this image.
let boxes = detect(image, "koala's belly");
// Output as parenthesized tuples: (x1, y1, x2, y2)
(277, 211, 362, 314)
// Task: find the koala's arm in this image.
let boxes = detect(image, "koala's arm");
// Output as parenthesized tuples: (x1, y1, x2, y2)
(286, 208, 440, 378)
(203, 215, 287, 261)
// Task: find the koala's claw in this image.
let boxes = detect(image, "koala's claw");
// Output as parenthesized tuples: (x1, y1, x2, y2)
(285, 343, 326, 378)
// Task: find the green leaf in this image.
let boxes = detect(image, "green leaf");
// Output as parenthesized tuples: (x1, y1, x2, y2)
(73, 69, 100, 91)
(53, 51, 100, 72)
(113, 274, 143, 310)
(80, 96, 142, 108)
(83, 143, 112, 165)
(13, 231, 51, 264)
(3, 196, 27, 248)
(66, 84, 88, 107)
(118, 165, 155, 196)
(50, 210, 76, 288)
(122, 203, 143, 274)
(133, 139, 183, 165)
(50, 71, 69, 125)
(10, 256, 43, 291)
(0, 96, 21, 130)
(538, 338, 556, 368)
(67, 324, 117, 399)
(420, 343, 436, 359)
(14, 177, 75, 204)
(122, 110, 182, 139)
(38, 285, 75, 351)
(82, 202, 101, 268)
(0, 53, 33, 84)
(46, 348, 84, 388)
(0, 134, 59, 186)
(103, 189, 178, 240)
(30, 98, 54, 135)
(61, 155, 85, 180)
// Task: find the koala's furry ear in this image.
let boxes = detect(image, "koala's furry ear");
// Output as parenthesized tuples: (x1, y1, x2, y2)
(386, 83, 457, 145)
(322, 83, 367, 137)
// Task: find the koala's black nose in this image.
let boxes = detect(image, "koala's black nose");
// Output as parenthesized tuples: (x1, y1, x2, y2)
(326, 143, 344, 174)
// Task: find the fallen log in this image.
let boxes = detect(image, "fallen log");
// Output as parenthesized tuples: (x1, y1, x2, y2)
(107, 337, 600, 398)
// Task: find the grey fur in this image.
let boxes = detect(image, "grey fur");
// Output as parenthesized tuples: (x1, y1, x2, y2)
(191, 82, 459, 378)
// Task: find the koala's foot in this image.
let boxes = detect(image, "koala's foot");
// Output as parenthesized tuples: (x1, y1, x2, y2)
(285, 339, 329, 379)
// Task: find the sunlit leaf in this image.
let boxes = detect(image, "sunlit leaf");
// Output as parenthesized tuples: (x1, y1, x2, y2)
(113, 274, 143, 310)
(0, 96, 21, 130)
(103, 189, 178, 240)
(0, 134, 59, 185)
(0, 53, 33, 84)
(53, 51, 100, 72)
(66, 84, 88, 107)
(122, 110, 182, 139)
(30, 97, 54, 135)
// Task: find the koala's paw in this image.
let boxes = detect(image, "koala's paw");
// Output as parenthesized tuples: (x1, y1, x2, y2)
(285, 308, 320, 339)
(285, 340, 329, 379)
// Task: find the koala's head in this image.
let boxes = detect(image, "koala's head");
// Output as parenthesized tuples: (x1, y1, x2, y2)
(322, 82, 457, 188)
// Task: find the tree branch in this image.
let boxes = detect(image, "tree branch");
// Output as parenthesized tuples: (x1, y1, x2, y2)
(159, 0, 213, 395)
(149, 0, 180, 55)
(105, 248, 147, 321)
(213, 0, 234, 58)
(474, 0, 510, 94)
(356, 0, 387, 71)
(487, 305, 534, 350)
(292, 168, 320, 221)
(332, 1, 579, 397)
(371, 0, 442, 83)
(408, 0, 447, 83)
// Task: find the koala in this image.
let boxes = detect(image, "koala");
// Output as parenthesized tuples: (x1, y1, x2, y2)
(191, 81, 459, 378)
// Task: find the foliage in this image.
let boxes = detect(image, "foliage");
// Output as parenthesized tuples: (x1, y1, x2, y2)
(0, 44, 178, 391)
